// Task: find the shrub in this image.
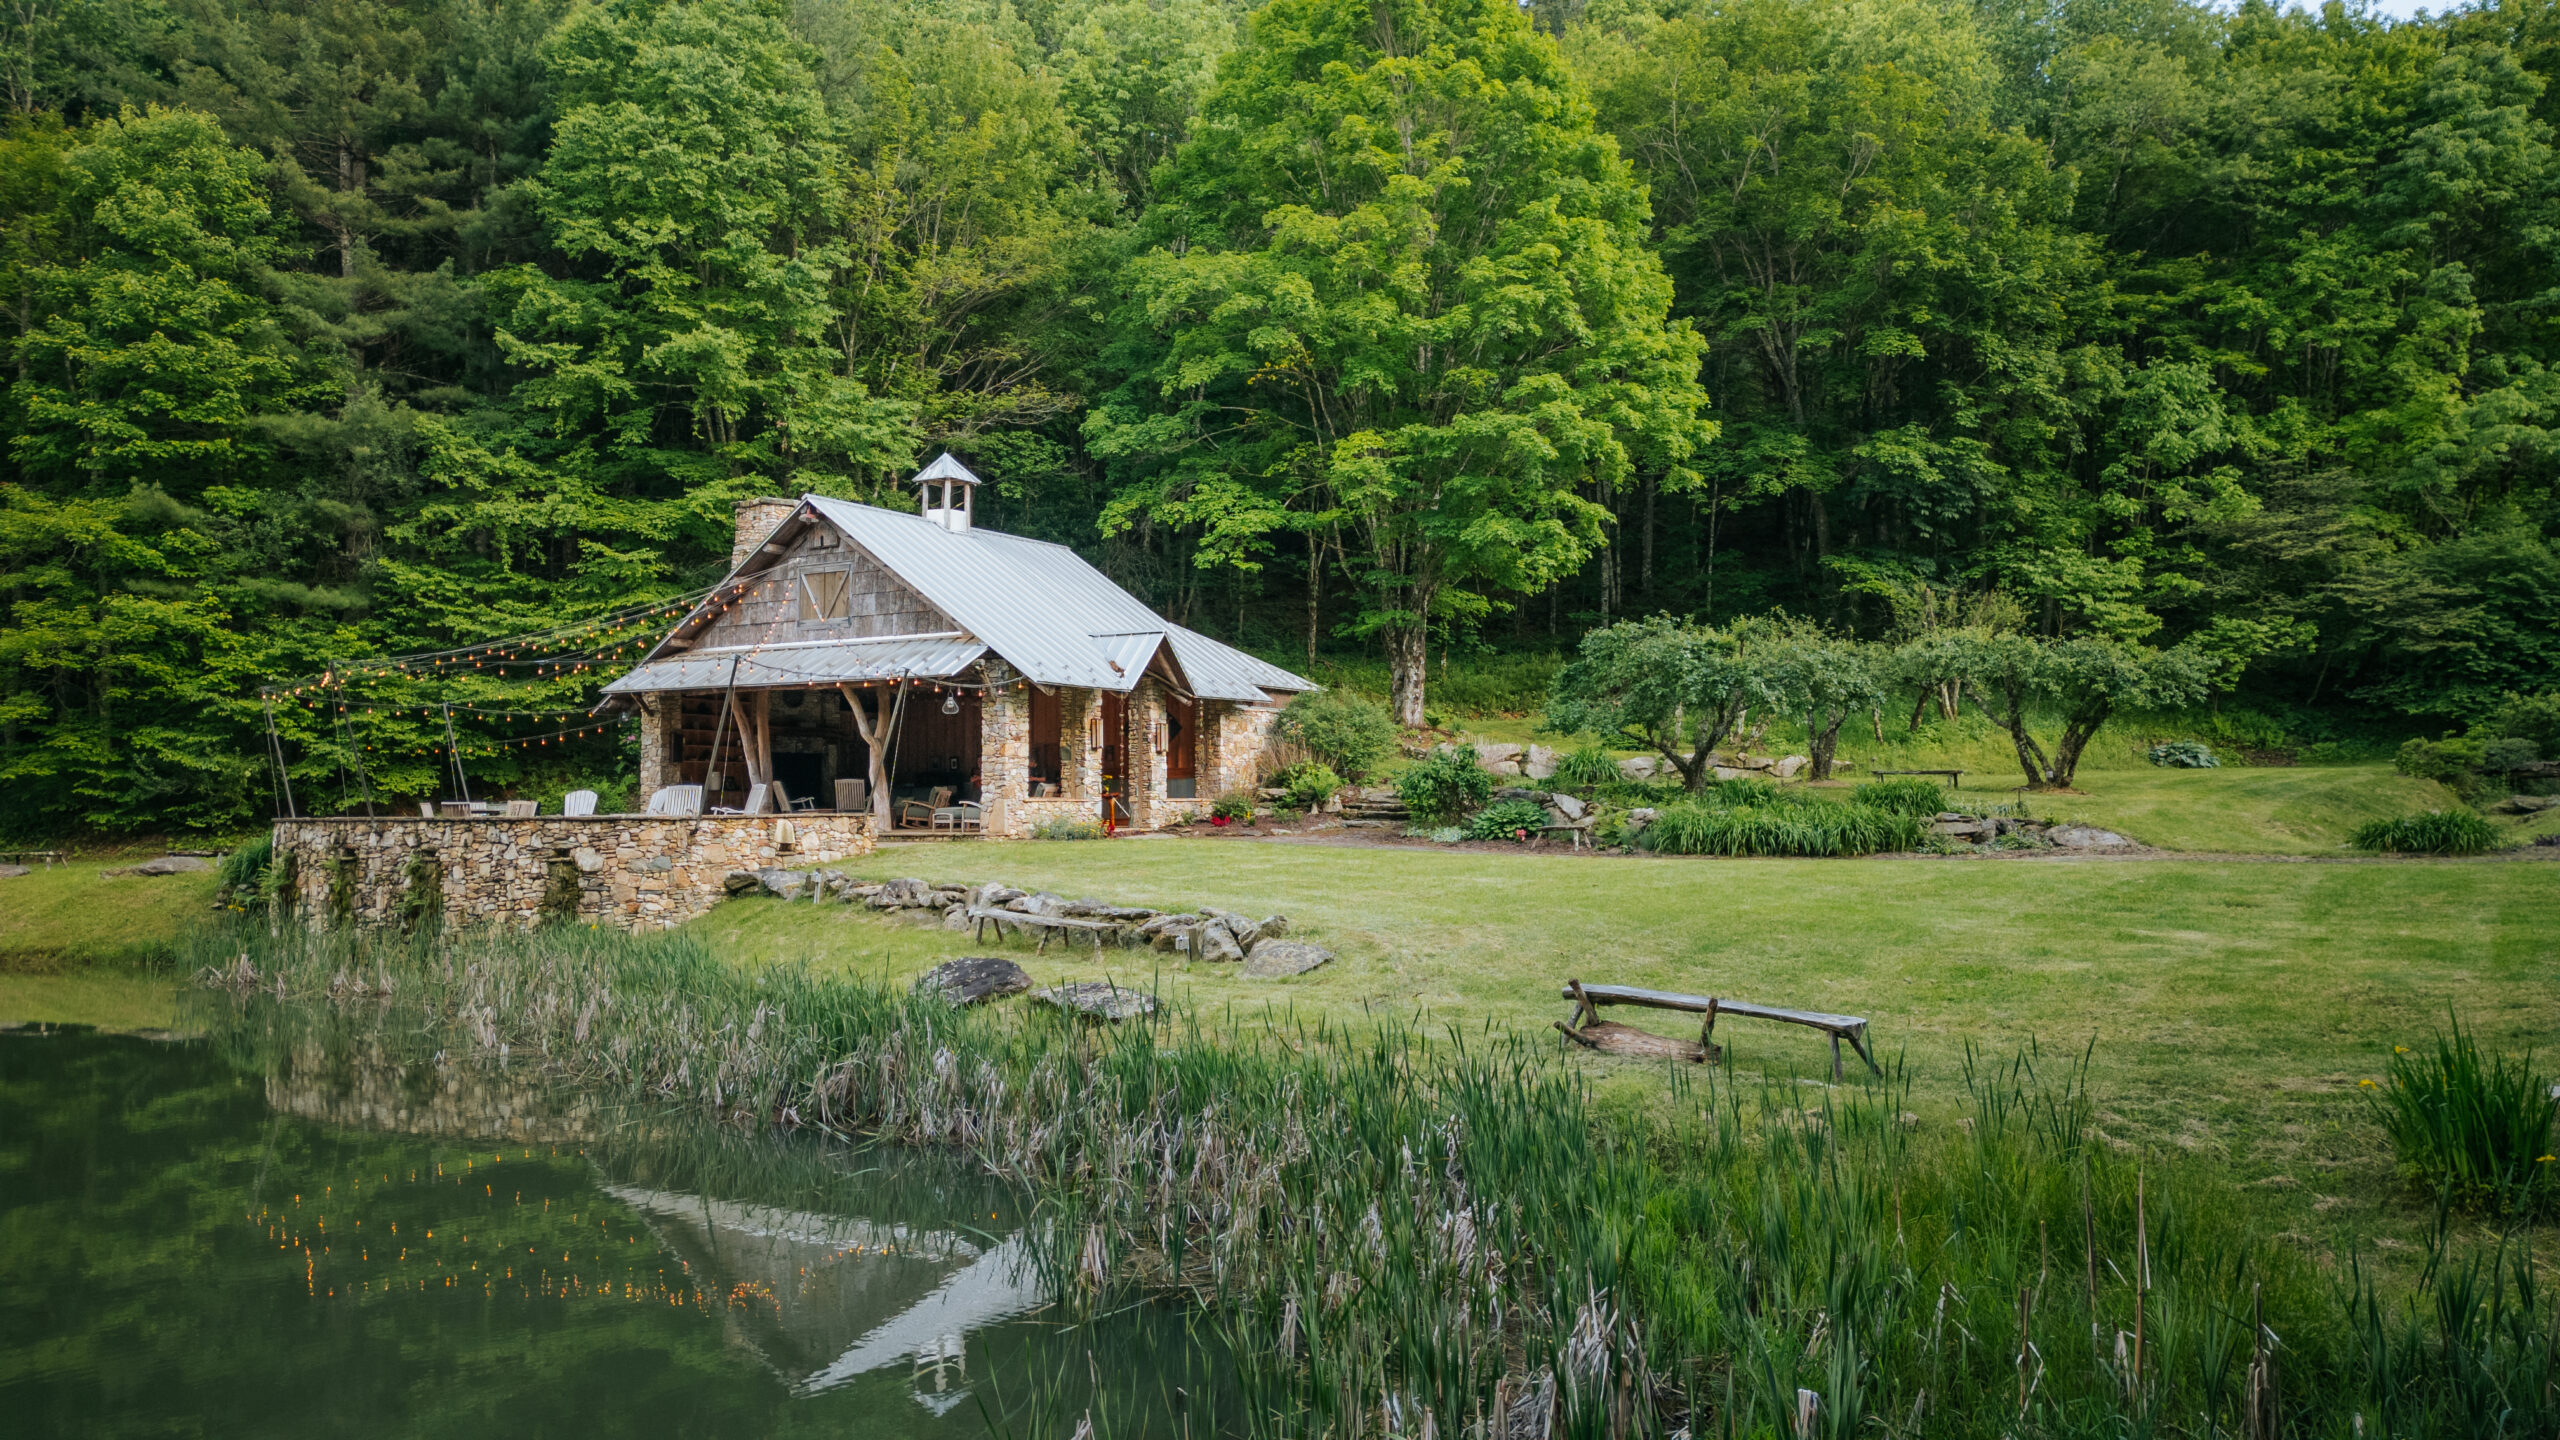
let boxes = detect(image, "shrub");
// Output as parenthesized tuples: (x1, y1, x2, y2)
(2367, 1020, 2559, 1216)
(215, 835, 273, 904)
(1272, 690, 1399, 780)
(2396, 736, 2485, 783)
(1210, 791, 1257, 822)
(1703, 775, 1781, 807)
(1464, 798, 1551, 842)
(1396, 747, 1493, 825)
(2487, 689, 2560, 755)
(2148, 740, 2219, 768)
(2480, 737, 2540, 773)
(1272, 761, 1343, 810)
(2350, 809, 2501, 855)
(1636, 800, 1923, 857)
(1852, 777, 1948, 816)
(1031, 817, 1104, 840)
(1553, 744, 1619, 790)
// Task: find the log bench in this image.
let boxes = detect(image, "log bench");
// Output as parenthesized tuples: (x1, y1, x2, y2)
(1555, 980, 1881, 1079)
(1870, 768, 1962, 790)
(967, 906, 1129, 954)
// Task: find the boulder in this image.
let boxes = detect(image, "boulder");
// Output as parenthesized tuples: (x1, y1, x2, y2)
(867, 876, 940, 908)
(0, 863, 26, 879)
(2047, 825, 2134, 849)
(941, 905, 973, 930)
(1477, 742, 1524, 765)
(1525, 744, 1559, 780)
(1548, 792, 1587, 821)
(1712, 766, 1749, 782)
(1195, 918, 1246, 963)
(723, 871, 764, 895)
(2497, 794, 2560, 814)
(133, 855, 211, 876)
(1010, 890, 1070, 916)
(975, 883, 1027, 907)
(1033, 982, 1158, 1022)
(570, 847, 606, 874)
(1770, 755, 1808, 780)
(1243, 940, 1335, 978)
(1931, 820, 1989, 839)
(917, 956, 1033, 1007)
(1626, 807, 1659, 833)
(1616, 755, 1658, 781)
(755, 867, 804, 898)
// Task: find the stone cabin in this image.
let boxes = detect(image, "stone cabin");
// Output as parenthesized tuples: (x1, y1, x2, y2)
(599, 455, 1318, 837)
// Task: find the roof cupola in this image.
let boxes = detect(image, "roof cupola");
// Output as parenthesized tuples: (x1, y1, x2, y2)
(914, 453, 981, 533)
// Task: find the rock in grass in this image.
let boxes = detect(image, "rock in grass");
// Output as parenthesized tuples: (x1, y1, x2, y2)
(134, 855, 211, 876)
(0, 864, 26, 879)
(1243, 940, 1334, 978)
(2047, 826, 2133, 849)
(1195, 918, 1246, 963)
(916, 956, 1032, 1007)
(1033, 981, 1157, 1022)
(723, 871, 763, 895)
(941, 905, 972, 930)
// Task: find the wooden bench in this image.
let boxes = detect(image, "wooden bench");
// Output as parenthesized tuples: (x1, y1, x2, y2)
(1556, 981, 1881, 1079)
(1870, 768, 1961, 789)
(968, 907, 1128, 954)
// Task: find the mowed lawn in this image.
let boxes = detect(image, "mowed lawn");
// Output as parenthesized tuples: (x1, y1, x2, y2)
(696, 835, 2560, 1223)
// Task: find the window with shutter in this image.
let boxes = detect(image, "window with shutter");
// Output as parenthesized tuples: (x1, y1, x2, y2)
(800, 570, 850, 621)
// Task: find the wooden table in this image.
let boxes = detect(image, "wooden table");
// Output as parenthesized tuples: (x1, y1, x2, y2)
(1558, 981, 1880, 1079)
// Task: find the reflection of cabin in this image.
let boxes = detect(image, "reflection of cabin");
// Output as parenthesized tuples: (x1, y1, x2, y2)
(600, 456, 1316, 836)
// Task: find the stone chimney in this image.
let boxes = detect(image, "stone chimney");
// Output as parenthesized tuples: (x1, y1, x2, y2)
(731, 497, 797, 568)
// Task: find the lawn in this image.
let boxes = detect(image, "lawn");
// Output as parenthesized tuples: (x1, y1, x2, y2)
(695, 835, 2560, 1245)
(0, 859, 219, 969)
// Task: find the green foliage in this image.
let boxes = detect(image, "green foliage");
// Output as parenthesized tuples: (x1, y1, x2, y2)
(1463, 797, 1550, 842)
(1962, 633, 2214, 789)
(1209, 790, 1256, 822)
(1031, 816, 1105, 840)
(2350, 810, 2502, 856)
(1547, 616, 1796, 791)
(2148, 740, 2219, 768)
(2367, 1021, 2559, 1217)
(2479, 738, 2540, 774)
(1270, 690, 1396, 781)
(1853, 777, 1949, 816)
(213, 834, 271, 900)
(2396, 737, 2486, 784)
(1636, 798, 1923, 856)
(2487, 691, 2560, 755)
(1271, 760, 1342, 810)
(1552, 744, 1619, 790)
(1393, 746, 1494, 825)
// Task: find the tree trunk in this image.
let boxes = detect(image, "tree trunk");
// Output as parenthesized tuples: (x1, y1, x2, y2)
(1809, 709, 1845, 780)
(1386, 622, 1427, 727)
(2048, 703, 2111, 789)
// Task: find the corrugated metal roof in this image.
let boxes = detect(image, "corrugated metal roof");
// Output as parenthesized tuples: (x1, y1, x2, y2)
(600, 634, 987, 694)
(803, 497, 1318, 702)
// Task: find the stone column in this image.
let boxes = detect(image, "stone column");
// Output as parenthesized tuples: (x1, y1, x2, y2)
(636, 695, 681, 799)
(978, 660, 1027, 837)
(1127, 678, 1170, 830)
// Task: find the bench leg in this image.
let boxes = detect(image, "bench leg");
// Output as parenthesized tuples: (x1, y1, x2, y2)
(1831, 1034, 1843, 1082)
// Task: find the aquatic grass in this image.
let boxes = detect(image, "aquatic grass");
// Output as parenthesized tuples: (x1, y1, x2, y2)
(2366, 1019, 2560, 1217)
(183, 921, 2558, 1438)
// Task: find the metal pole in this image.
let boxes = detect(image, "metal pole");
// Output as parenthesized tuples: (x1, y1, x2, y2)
(441, 702, 472, 805)
(262, 694, 297, 819)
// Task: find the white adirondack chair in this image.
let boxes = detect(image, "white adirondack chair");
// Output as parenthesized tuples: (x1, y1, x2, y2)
(562, 789, 598, 816)
(644, 785, 704, 817)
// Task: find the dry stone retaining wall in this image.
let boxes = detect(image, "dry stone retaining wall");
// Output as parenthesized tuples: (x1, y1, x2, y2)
(272, 813, 873, 932)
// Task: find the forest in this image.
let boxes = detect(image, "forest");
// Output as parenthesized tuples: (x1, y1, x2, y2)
(0, 0, 2555, 833)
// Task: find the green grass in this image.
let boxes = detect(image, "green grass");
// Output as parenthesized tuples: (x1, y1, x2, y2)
(0, 858, 220, 968)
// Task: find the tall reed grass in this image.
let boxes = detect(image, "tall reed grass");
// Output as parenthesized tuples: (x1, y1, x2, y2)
(2367, 1019, 2560, 1217)
(184, 922, 2555, 1438)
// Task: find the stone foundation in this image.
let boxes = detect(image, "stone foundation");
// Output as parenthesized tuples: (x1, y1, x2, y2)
(272, 812, 874, 932)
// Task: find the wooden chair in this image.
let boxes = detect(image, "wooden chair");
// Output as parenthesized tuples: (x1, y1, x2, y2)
(562, 789, 597, 817)
(834, 778, 868, 813)
(503, 799, 538, 818)
(898, 785, 955, 829)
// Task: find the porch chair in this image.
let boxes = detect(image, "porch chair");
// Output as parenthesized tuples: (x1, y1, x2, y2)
(713, 782, 770, 816)
(834, 778, 868, 813)
(503, 799, 538, 818)
(562, 789, 597, 817)
(897, 785, 955, 829)
(932, 799, 984, 832)
(644, 785, 704, 817)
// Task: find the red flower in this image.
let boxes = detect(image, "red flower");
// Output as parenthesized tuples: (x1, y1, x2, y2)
(1211, 815, 1230, 827)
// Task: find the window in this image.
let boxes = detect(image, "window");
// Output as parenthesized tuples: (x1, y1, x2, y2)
(1028, 686, 1061, 788)
(799, 570, 849, 621)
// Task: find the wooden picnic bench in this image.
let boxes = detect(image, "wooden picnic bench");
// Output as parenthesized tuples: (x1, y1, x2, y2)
(968, 906, 1130, 954)
(1556, 981, 1881, 1079)
(1870, 768, 1961, 789)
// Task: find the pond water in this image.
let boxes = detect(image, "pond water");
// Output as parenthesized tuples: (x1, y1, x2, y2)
(0, 1023, 1228, 1438)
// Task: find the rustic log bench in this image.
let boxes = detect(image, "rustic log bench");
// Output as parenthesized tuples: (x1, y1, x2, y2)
(968, 906, 1129, 953)
(1556, 980, 1881, 1079)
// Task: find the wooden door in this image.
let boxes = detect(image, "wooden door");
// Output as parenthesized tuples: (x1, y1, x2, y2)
(1164, 695, 1197, 798)
(1100, 691, 1128, 830)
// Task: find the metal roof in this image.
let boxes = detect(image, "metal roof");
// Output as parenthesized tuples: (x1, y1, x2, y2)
(799, 496, 1317, 702)
(599, 634, 987, 695)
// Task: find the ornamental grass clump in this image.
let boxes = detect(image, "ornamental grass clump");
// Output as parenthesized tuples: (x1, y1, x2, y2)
(1552, 744, 1620, 790)
(2366, 1021, 2560, 1216)
(1637, 799, 1922, 856)
(1853, 776, 1949, 816)
(2349, 809, 2501, 855)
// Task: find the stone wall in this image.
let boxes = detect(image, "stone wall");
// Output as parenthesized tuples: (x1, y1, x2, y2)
(1207, 698, 1285, 799)
(272, 812, 873, 932)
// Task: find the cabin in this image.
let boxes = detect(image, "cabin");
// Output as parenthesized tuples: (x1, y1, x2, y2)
(599, 455, 1318, 836)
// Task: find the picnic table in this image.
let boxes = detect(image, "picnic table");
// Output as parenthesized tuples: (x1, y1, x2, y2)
(1870, 768, 1962, 789)
(1556, 981, 1880, 1079)
(967, 906, 1130, 953)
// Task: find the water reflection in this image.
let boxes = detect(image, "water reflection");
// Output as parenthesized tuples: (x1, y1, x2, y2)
(1, 1024, 1227, 1438)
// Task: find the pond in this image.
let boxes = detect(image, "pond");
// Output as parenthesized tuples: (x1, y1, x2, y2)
(0, 1022, 1230, 1438)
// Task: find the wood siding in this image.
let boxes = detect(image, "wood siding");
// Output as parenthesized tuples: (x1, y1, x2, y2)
(686, 519, 954, 650)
